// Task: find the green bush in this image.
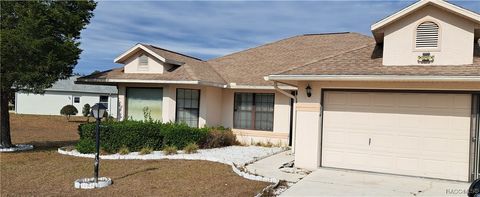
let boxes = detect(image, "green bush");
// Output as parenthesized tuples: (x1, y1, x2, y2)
(77, 121, 235, 153)
(199, 127, 239, 149)
(60, 105, 78, 120)
(76, 138, 95, 153)
(163, 145, 177, 155)
(78, 121, 163, 153)
(183, 143, 199, 154)
(162, 122, 208, 149)
(82, 104, 91, 117)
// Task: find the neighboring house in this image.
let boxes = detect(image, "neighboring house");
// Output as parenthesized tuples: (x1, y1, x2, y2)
(15, 76, 118, 118)
(78, 0, 480, 182)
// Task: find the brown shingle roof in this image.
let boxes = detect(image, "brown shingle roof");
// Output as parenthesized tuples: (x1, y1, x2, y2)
(207, 32, 375, 86)
(80, 44, 226, 85)
(277, 43, 480, 76)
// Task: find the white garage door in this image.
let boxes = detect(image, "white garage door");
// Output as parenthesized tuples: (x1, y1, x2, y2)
(322, 91, 472, 181)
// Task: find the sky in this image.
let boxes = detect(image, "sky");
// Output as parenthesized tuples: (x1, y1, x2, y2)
(74, 0, 480, 75)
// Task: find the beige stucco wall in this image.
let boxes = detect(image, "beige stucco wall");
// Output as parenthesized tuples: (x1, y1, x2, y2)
(382, 5, 478, 66)
(293, 80, 480, 170)
(116, 84, 291, 145)
(123, 51, 167, 74)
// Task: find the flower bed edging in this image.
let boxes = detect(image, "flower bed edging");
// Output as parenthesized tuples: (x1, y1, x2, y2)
(0, 144, 34, 152)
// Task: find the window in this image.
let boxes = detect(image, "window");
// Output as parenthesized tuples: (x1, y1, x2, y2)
(415, 21, 439, 49)
(234, 93, 274, 131)
(138, 54, 149, 71)
(127, 88, 163, 121)
(74, 96, 80, 103)
(99, 96, 109, 105)
(176, 89, 200, 127)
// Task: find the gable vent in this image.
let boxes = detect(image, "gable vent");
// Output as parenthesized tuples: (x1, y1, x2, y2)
(416, 21, 439, 48)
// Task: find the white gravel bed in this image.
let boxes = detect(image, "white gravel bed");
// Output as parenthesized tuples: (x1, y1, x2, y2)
(58, 146, 285, 183)
(59, 146, 282, 165)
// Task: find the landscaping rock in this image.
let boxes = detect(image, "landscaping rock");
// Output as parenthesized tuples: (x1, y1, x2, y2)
(0, 144, 34, 152)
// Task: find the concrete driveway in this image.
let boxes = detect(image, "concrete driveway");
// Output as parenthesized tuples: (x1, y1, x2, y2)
(280, 168, 470, 197)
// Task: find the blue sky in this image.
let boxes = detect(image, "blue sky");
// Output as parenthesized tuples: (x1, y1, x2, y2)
(75, 0, 480, 74)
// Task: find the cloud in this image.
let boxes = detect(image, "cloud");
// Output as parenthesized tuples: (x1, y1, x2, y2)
(75, 0, 479, 74)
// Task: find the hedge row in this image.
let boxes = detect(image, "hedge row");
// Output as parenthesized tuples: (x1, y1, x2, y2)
(76, 121, 237, 154)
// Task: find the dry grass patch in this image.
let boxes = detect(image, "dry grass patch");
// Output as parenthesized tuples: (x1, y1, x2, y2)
(1, 114, 269, 196)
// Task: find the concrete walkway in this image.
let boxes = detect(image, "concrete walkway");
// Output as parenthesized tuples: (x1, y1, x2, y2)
(281, 168, 470, 197)
(246, 151, 308, 183)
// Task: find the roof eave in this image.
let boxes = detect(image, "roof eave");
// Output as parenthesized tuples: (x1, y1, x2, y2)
(266, 75, 480, 82)
(76, 78, 227, 88)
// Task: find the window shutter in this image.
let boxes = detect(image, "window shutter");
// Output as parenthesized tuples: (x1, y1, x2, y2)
(416, 22, 439, 48)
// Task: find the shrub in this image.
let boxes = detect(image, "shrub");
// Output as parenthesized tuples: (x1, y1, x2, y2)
(60, 105, 78, 120)
(118, 146, 129, 155)
(163, 145, 177, 155)
(78, 121, 163, 153)
(199, 127, 239, 149)
(162, 122, 208, 149)
(183, 143, 199, 154)
(76, 138, 95, 153)
(77, 121, 237, 153)
(82, 104, 91, 117)
(139, 146, 153, 155)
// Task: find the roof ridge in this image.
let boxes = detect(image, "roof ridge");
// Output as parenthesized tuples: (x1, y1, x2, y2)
(140, 43, 204, 61)
(272, 43, 376, 75)
(207, 32, 361, 63)
(302, 32, 351, 36)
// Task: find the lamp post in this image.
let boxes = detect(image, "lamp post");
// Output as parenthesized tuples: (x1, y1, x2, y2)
(74, 103, 111, 189)
(91, 103, 107, 183)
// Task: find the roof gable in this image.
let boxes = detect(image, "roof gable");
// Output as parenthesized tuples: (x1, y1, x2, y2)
(114, 44, 187, 65)
(371, 0, 480, 43)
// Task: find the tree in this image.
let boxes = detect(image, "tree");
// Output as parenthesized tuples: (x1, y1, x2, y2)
(0, 1, 97, 147)
(82, 103, 91, 117)
(60, 105, 78, 120)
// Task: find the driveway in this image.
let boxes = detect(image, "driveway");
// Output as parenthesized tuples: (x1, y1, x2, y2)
(281, 168, 470, 197)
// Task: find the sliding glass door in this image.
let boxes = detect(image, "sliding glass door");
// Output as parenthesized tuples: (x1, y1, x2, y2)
(127, 88, 163, 121)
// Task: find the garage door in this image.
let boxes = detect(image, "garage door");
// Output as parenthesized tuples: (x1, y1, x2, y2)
(322, 91, 472, 181)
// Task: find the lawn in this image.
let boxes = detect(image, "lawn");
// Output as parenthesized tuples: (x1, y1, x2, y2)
(0, 114, 269, 196)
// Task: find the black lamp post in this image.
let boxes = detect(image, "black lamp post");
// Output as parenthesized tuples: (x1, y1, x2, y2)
(306, 84, 312, 97)
(91, 103, 107, 183)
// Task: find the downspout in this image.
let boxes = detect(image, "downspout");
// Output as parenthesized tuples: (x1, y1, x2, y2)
(273, 82, 297, 153)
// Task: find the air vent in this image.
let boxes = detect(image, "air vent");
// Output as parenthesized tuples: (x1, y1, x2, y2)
(416, 21, 439, 48)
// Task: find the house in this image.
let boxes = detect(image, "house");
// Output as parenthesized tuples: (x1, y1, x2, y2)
(78, 0, 480, 182)
(15, 76, 118, 117)
(78, 32, 374, 145)
(266, 0, 480, 182)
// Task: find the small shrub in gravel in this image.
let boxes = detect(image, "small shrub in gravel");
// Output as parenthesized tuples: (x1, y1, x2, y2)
(76, 138, 95, 153)
(199, 127, 239, 149)
(118, 146, 130, 155)
(183, 143, 199, 154)
(163, 145, 177, 155)
(139, 146, 153, 155)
